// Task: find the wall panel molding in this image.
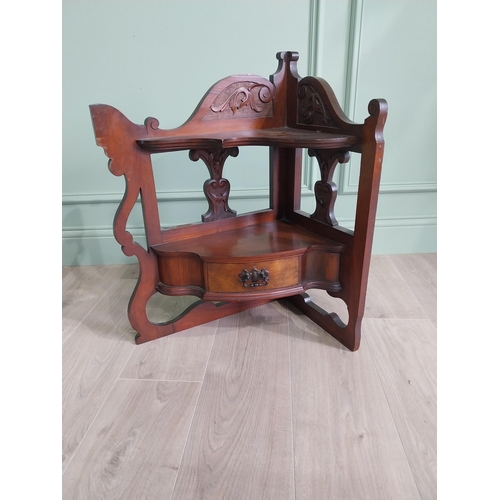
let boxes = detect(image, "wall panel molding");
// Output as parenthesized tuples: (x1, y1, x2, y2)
(62, 0, 436, 265)
(302, 0, 321, 190)
(343, 0, 364, 119)
(341, 176, 437, 195)
(63, 215, 436, 239)
(336, 0, 437, 197)
(62, 214, 437, 266)
(307, 0, 321, 76)
(338, 0, 362, 195)
(62, 187, 271, 206)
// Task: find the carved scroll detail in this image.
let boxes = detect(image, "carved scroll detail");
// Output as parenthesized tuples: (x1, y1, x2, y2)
(144, 116, 160, 132)
(189, 147, 239, 222)
(309, 149, 351, 226)
(298, 83, 333, 126)
(205, 81, 275, 120)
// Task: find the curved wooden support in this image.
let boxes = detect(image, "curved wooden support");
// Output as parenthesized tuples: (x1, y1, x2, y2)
(285, 293, 360, 352)
(90, 105, 165, 342)
(89, 105, 162, 247)
(134, 298, 270, 345)
(308, 149, 350, 226)
(189, 147, 239, 222)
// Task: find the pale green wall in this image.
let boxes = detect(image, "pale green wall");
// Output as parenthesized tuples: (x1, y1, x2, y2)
(62, 0, 436, 265)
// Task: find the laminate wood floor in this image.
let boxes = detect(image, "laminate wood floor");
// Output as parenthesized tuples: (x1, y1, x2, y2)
(62, 254, 437, 499)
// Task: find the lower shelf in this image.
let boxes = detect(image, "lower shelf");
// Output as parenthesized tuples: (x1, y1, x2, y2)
(151, 220, 344, 301)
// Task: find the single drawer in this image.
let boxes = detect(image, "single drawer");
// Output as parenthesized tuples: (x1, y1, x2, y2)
(206, 256, 299, 293)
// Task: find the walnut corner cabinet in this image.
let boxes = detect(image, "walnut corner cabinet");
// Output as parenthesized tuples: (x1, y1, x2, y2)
(89, 51, 387, 351)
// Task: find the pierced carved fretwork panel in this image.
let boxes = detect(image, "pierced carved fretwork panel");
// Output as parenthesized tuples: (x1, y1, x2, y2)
(308, 149, 351, 226)
(189, 147, 239, 222)
(297, 83, 334, 127)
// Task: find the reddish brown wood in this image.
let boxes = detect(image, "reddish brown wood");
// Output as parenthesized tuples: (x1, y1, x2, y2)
(207, 257, 298, 293)
(137, 129, 357, 152)
(309, 149, 351, 226)
(152, 221, 344, 259)
(188, 147, 238, 222)
(150, 221, 343, 302)
(134, 299, 271, 345)
(89, 51, 387, 350)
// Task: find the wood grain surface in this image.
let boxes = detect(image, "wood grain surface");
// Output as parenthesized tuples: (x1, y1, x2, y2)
(170, 303, 294, 500)
(365, 255, 428, 320)
(288, 311, 421, 500)
(63, 255, 437, 499)
(364, 318, 437, 499)
(390, 254, 437, 326)
(119, 298, 217, 382)
(62, 276, 137, 473)
(62, 265, 126, 343)
(63, 379, 200, 500)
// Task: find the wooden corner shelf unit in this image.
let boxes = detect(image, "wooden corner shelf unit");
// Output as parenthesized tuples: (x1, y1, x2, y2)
(89, 51, 387, 351)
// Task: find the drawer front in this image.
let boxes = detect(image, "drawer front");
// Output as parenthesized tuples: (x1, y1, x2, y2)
(206, 256, 299, 293)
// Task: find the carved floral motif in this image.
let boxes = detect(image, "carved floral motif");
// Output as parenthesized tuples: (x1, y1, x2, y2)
(206, 81, 275, 119)
(298, 83, 333, 126)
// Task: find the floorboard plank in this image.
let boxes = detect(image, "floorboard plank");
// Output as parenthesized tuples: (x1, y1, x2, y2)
(62, 379, 200, 500)
(62, 254, 436, 499)
(62, 265, 132, 343)
(364, 318, 437, 500)
(365, 255, 428, 320)
(119, 316, 217, 382)
(171, 303, 294, 500)
(288, 311, 421, 500)
(62, 277, 137, 473)
(390, 254, 437, 326)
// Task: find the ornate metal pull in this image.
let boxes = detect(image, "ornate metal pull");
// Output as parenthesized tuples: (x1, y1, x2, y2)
(238, 267, 270, 287)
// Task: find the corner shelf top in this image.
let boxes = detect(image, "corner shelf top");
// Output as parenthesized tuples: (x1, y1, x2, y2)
(151, 220, 345, 261)
(136, 127, 358, 153)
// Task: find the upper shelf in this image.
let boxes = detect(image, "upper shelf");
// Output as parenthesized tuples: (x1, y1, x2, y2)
(136, 127, 358, 153)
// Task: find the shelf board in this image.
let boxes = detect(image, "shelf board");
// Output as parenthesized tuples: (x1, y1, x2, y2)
(137, 127, 358, 153)
(151, 220, 344, 262)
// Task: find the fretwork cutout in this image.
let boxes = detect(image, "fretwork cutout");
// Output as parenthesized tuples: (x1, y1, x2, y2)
(189, 147, 239, 222)
(308, 149, 351, 226)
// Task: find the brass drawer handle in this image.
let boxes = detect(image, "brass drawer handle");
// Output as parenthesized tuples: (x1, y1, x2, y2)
(238, 267, 270, 287)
